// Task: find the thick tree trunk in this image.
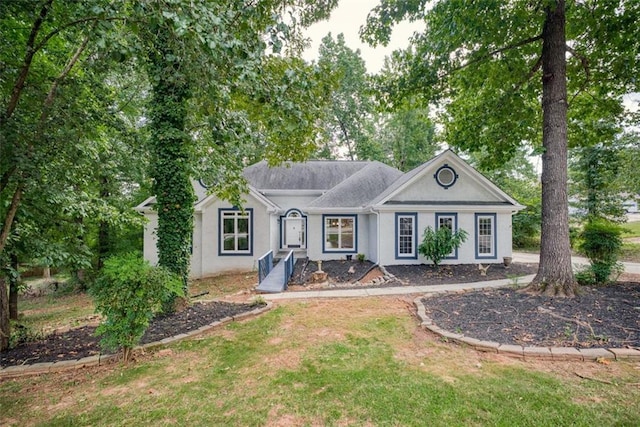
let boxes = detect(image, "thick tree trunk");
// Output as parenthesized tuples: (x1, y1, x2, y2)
(527, 0, 577, 296)
(9, 254, 19, 320)
(0, 277, 9, 351)
(147, 26, 194, 291)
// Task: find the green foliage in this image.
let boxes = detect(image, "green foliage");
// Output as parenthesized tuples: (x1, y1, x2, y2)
(578, 219, 624, 284)
(91, 253, 183, 359)
(570, 143, 626, 222)
(8, 322, 44, 349)
(376, 95, 439, 171)
(362, 0, 640, 292)
(356, 253, 366, 262)
(418, 226, 468, 267)
(316, 32, 377, 160)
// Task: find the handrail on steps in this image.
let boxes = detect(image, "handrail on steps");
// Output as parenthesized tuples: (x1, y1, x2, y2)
(258, 250, 273, 284)
(283, 250, 295, 290)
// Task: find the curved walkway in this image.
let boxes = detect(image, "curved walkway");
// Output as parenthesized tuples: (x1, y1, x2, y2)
(264, 254, 640, 362)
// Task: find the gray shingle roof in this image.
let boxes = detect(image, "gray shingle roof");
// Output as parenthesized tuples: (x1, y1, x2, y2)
(369, 155, 440, 205)
(307, 162, 403, 208)
(243, 160, 372, 191)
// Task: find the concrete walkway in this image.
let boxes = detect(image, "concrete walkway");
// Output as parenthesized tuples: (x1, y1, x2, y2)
(513, 251, 640, 275)
(264, 253, 640, 301)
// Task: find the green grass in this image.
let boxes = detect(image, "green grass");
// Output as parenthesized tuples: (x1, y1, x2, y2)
(2, 300, 639, 426)
(622, 220, 640, 238)
(620, 242, 640, 263)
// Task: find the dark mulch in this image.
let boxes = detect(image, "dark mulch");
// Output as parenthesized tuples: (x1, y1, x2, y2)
(290, 259, 377, 285)
(421, 282, 640, 348)
(1, 301, 264, 368)
(386, 263, 536, 286)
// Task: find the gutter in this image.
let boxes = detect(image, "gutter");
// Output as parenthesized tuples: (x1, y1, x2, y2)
(368, 206, 381, 265)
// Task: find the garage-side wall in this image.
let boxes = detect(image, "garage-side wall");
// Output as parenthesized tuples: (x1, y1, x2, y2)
(378, 210, 514, 266)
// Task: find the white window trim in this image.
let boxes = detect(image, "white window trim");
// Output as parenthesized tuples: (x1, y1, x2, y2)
(396, 213, 417, 259)
(323, 215, 357, 253)
(436, 213, 458, 259)
(220, 209, 252, 255)
(475, 213, 496, 259)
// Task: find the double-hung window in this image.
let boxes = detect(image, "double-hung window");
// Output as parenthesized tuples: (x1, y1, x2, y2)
(323, 215, 356, 252)
(396, 213, 417, 259)
(436, 213, 458, 259)
(475, 213, 496, 258)
(220, 209, 252, 255)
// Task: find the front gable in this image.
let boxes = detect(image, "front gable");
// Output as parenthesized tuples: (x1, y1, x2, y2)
(374, 150, 522, 209)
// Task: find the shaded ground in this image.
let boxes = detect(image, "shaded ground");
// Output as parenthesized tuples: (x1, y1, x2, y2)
(1, 301, 264, 367)
(421, 282, 640, 348)
(3, 262, 639, 369)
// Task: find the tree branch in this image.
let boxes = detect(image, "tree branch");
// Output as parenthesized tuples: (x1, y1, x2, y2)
(39, 30, 93, 125)
(2, 0, 54, 124)
(0, 166, 16, 194)
(513, 56, 543, 93)
(0, 185, 23, 254)
(454, 34, 543, 72)
(566, 44, 590, 106)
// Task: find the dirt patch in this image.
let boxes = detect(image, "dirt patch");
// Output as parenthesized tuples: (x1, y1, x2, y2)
(290, 259, 377, 286)
(421, 282, 640, 348)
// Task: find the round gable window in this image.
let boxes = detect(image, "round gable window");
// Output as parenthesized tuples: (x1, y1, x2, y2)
(434, 164, 458, 189)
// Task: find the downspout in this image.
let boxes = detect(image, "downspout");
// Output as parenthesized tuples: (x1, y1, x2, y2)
(368, 206, 380, 265)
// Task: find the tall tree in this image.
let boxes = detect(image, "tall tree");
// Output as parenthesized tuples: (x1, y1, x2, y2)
(362, 0, 640, 296)
(134, 1, 337, 286)
(316, 33, 378, 160)
(377, 96, 438, 171)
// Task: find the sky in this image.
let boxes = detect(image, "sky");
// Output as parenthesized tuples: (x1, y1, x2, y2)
(302, 0, 424, 73)
(301, 1, 639, 112)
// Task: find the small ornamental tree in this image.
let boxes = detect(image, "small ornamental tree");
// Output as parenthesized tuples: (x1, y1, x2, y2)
(577, 219, 624, 285)
(91, 253, 183, 362)
(418, 227, 468, 268)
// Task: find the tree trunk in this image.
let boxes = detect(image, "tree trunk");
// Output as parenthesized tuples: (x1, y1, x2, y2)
(147, 26, 194, 290)
(9, 254, 19, 320)
(527, 0, 577, 296)
(0, 277, 9, 351)
(97, 176, 111, 270)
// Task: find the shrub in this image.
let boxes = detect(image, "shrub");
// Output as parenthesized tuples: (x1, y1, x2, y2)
(512, 205, 541, 249)
(578, 219, 624, 284)
(90, 253, 183, 361)
(418, 226, 468, 267)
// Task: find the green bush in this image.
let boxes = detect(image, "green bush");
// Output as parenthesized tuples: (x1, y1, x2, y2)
(418, 226, 468, 267)
(578, 219, 624, 284)
(512, 205, 541, 249)
(90, 253, 184, 361)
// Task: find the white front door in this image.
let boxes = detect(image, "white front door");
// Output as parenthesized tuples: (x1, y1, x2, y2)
(285, 218, 303, 248)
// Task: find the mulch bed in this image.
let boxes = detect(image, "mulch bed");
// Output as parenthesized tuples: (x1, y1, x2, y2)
(3, 262, 639, 368)
(385, 262, 536, 286)
(290, 260, 537, 290)
(421, 282, 640, 348)
(1, 301, 264, 368)
(290, 259, 378, 285)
